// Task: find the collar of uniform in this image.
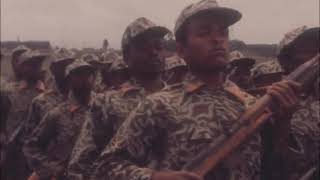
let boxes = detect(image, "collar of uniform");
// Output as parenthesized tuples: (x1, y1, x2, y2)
(223, 80, 250, 104)
(119, 80, 142, 97)
(18, 80, 46, 92)
(183, 73, 251, 104)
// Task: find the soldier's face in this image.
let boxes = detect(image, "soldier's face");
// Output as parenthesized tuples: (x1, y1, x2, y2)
(20, 62, 43, 81)
(177, 14, 230, 72)
(69, 69, 95, 92)
(281, 38, 319, 73)
(126, 34, 165, 73)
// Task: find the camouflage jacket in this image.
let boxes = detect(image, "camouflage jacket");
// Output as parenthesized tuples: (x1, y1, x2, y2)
(288, 95, 320, 179)
(2, 80, 46, 141)
(91, 75, 261, 180)
(23, 92, 95, 179)
(67, 79, 165, 180)
(23, 84, 67, 139)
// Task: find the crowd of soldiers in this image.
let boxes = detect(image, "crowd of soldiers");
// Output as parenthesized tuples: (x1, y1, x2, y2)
(0, 0, 319, 180)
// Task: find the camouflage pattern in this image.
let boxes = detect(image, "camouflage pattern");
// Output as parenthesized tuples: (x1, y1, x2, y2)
(67, 79, 166, 180)
(164, 55, 187, 71)
(52, 48, 75, 63)
(174, 0, 242, 36)
(121, 17, 169, 50)
(278, 26, 308, 54)
(23, 86, 67, 139)
(3, 80, 46, 140)
(109, 55, 128, 72)
(287, 95, 320, 179)
(16, 50, 46, 66)
(251, 60, 284, 79)
(81, 53, 100, 65)
(100, 50, 120, 66)
(91, 74, 261, 180)
(23, 92, 96, 179)
(65, 59, 94, 78)
(22, 47, 75, 139)
(1, 80, 45, 180)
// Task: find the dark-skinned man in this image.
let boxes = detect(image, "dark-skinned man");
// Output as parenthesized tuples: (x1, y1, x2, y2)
(163, 55, 188, 86)
(91, 1, 301, 180)
(228, 50, 255, 90)
(67, 17, 168, 180)
(277, 26, 319, 180)
(3, 50, 47, 180)
(23, 59, 96, 180)
(106, 56, 130, 89)
(22, 48, 75, 141)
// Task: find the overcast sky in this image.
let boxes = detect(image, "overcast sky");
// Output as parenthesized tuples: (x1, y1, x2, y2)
(1, 0, 319, 48)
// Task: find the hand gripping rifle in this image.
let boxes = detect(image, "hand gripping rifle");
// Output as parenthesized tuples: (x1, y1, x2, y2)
(183, 54, 320, 178)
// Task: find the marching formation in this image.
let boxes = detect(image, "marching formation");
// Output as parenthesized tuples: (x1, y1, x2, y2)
(0, 0, 319, 180)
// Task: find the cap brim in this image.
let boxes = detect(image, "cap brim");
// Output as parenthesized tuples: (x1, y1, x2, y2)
(279, 27, 319, 58)
(50, 58, 75, 71)
(197, 7, 242, 27)
(70, 65, 96, 75)
(134, 26, 170, 43)
(20, 55, 46, 65)
(230, 58, 256, 67)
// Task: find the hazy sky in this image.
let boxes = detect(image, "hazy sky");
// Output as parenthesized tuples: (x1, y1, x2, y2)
(1, 0, 319, 48)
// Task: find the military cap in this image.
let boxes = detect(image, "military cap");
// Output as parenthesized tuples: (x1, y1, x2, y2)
(165, 55, 187, 71)
(50, 48, 75, 73)
(174, 0, 242, 37)
(17, 50, 46, 66)
(121, 17, 170, 50)
(52, 48, 75, 63)
(278, 26, 319, 57)
(109, 57, 128, 72)
(251, 60, 284, 79)
(65, 59, 95, 78)
(229, 50, 255, 67)
(81, 53, 100, 64)
(11, 45, 31, 58)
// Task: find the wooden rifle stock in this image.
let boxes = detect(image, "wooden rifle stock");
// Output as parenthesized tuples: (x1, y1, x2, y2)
(183, 54, 320, 178)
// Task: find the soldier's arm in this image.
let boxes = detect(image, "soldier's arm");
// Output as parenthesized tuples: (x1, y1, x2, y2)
(67, 112, 113, 179)
(23, 110, 60, 179)
(91, 99, 163, 180)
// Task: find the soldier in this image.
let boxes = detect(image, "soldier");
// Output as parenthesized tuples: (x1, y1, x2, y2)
(67, 17, 169, 180)
(277, 26, 319, 180)
(23, 59, 96, 180)
(99, 50, 126, 91)
(22, 48, 76, 140)
(81, 53, 104, 93)
(3, 50, 47, 180)
(107, 56, 130, 89)
(91, 1, 301, 180)
(163, 55, 188, 86)
(227, 51, 255, 89)
(10, 45, 31, 82)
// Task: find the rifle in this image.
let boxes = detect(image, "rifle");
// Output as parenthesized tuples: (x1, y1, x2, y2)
(183, 54, 320, 178)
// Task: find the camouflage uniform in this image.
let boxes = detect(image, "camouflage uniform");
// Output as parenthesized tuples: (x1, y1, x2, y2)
(278, 27, 320, 180)
(3, 50, 47, 143)
(3, 50, 46, 180)
(67, 17, 169, 180)
(23, 60, 95, 180)
(92, 74, 260, 180)
(23, 93, 95, 179)
(22, 48, 75, 139)
(287, 95, 320, 179)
